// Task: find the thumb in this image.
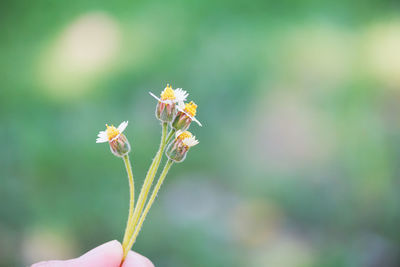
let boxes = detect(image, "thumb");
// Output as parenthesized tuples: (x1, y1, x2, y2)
(122, 251, 154, 267)
(31, 240, 123, 267)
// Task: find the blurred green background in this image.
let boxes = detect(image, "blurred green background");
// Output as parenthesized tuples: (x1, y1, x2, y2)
(1, 0, 400, 266)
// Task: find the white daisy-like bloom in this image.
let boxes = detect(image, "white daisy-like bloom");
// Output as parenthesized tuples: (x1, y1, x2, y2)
(96, 121, 128, 143)
(149, 84, 188, 104)
(177, 101, 202, 126)
(176, 130, 199, 147)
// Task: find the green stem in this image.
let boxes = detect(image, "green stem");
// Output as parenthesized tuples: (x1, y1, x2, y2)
(127, 159, 173, 250)
(122, 122, 168, 260)
(165, 128, 176, 145)
(121, 155, 135, 248)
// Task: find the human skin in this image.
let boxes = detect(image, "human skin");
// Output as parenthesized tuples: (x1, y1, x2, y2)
(31, 240, 154, 267)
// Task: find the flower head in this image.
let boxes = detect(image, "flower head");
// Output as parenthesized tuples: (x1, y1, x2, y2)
(166, 130, 199, 163)
(96, 121, 128, 143)
(96, 121, 131, 157)
(149, 84, 188, 105)
(172, 101, 202, 131)
(177, 101, 202, 126)
(176, 130, 199, 148)
(149, 84, 188, 123)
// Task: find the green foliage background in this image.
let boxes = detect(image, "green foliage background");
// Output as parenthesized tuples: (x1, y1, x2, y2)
(1, 0, 400, 266)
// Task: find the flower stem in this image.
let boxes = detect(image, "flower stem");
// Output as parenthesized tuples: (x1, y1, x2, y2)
(122, 122, 168, 260)
(165, 129, 176, 145)
(121, 155, 135, 248)
(127, 159, 173, 250)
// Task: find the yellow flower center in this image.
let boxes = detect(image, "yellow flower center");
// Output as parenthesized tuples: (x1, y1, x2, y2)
(177, 131, 192, 141)
(160, 84, 175, 101)
(184, 101, 197, 117)
(106, 124, 120, 141)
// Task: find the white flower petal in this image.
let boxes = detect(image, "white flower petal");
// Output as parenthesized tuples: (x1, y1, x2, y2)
(174, 88, 188, 103)
(97, 131, 107, 138)
(96, 136, 108, 143)
(117, 121, 128, 133)
(150, 91, 175, 104)
(149, 92, 161, 102)
(177, 101, 185, 111)
(183, 136, 199, 147)
(192, 116, 202, 127)
(96, 131, 108, 143)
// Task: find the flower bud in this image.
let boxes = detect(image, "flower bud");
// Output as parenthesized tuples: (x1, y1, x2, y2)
(155, 101, 176, 122)
(109, 133, 131, 157)
(171, 110, 192, 131)
(166, 130, 199, 163)
(172, 101, 202, 131)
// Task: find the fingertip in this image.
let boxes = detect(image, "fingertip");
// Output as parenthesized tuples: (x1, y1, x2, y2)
(83, 239, 123, 258)
(31, 241, 123, 267)
(122, 251, 154, 267)
(77, 240, 123, 267)
(107, 240, 123, 253)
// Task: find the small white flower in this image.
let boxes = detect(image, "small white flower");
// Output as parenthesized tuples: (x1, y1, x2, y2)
(149, 84, 188, 104)
(177, 101, 202, 126)
(183, 137, 199, 147)
(176, 130, 199, 148)
(96, 121, 128, 143)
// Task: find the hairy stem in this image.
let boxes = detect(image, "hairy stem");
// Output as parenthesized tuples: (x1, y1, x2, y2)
(128, 159, 173, 249)
(122, 122, 168, 260)
(121, 155, 135, 250)
(165, 129, 176, 145)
